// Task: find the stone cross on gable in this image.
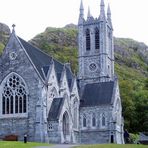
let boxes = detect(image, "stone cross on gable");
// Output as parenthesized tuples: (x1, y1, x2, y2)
(12, 24, 16, 32)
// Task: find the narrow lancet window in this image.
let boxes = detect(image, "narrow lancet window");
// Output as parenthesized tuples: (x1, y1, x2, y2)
(95, 28, 100, 50)
(92, 113, 96, 127)
(102, 113, 106, 126)
(83, 114, 87, 127)
(86, 29, 91, 51)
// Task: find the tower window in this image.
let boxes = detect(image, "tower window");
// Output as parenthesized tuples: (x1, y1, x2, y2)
(86, 29, 91, 51)
(95, 28, 100, 49)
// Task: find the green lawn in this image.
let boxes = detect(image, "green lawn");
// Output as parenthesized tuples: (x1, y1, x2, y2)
(75, 144, 147, 148)
(0, 141, 51, 148)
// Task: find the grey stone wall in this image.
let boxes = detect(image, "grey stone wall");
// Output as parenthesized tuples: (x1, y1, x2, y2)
(80, 131, 109, 144)
(79, 106, 112, 144)
(0, 118, 28, 141)
(0, 33, 46, 142)
(48, 121, 61, 143)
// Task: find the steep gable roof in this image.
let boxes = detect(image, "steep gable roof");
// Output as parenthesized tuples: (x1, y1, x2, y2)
(48, 97, 64, 121)
(18, 37, 52, 80)
(66, 67, 74, 89)
(18, 37, 74, 88)
(80, 81, 114, 107)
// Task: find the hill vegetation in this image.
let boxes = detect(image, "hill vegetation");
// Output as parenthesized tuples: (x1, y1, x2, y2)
(0, 23, 10, 54)
(0, 23, 148, 133)
(30, 24, 148, 133)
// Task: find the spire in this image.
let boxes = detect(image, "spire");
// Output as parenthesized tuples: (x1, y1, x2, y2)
(107, 4, 113, 28)
(87, 6, 91, 19)
(80, 0, 84, 11)
(100, 0, 105, 7)
(100, 0, 106, 20)
(79, 0, 84, 25)
(107, 4, 111, 18)
(80, 0, 84, 17)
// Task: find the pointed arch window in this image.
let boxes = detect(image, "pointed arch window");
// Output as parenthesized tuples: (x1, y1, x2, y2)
(92, 113, 96, 127)
(95, 28, 100, 50)
(1, 73, 28, 116)
(86, 29, 91, 51)
(102, 113, 106, 126)
(63, 112, 70, 137)
(83, 114, 87, 127)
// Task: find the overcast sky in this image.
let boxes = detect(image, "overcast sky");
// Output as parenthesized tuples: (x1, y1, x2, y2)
(0, 0, 148, 45)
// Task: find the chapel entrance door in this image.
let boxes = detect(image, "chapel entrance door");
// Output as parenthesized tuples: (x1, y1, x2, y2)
(62, 112, 70, 143)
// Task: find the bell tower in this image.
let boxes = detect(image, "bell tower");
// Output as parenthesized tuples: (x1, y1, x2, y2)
(78, 0, 114, 86)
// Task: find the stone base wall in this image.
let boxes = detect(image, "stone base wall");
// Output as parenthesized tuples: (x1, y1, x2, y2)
(73, 131, 79, 143)
(48, 122, 61, 143)
(0, 117, 31, 141)
(80, 130, 109, 144)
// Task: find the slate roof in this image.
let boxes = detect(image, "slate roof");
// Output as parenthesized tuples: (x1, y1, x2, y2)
(48, 97, 64, 121)
(139, 132, 148, 141)
(80, 81, 114, 107)
(66, 67, 73, 89)
(19, 37, 52, 79)
(18, 37, 74, 88)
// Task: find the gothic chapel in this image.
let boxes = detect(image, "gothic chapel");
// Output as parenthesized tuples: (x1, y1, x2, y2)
(0, 0, 124, 144)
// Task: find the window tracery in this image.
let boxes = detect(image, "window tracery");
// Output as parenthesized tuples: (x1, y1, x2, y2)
(1, 73, 28, 115)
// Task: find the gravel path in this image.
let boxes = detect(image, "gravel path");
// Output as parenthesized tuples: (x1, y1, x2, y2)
(34, 144, 79, 148)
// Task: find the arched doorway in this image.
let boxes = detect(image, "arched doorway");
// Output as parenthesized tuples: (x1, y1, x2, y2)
(62, 112, 70, 142)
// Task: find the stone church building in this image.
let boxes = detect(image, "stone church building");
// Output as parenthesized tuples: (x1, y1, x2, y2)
(0, 0, 124, 144)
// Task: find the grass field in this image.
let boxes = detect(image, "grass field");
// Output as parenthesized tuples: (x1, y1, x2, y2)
(0, 141, 51, 148)
(75, 144, 148, 148)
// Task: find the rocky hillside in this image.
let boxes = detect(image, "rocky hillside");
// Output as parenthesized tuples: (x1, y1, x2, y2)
(0, 23, 10, 54)
(0, 23, 148, 133)
(30, 25, 148, 133)
(30, 24, 148, 77)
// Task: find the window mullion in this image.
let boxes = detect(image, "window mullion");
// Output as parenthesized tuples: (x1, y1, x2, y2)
(22, 95, 24, 113)
(13, 92, 15, 114)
